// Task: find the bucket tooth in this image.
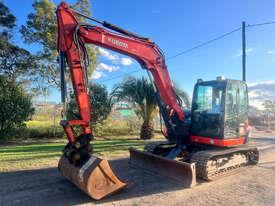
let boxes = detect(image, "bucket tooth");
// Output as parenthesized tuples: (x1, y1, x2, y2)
(129, 148, 196, 187)
(58, 154, 126, 200)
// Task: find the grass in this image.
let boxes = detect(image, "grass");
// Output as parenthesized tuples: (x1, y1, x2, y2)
(26, 120, 56, 128)
(0, 120, 64, 140)
(0, 115, 164, 172)
(0, 137, 159, 172)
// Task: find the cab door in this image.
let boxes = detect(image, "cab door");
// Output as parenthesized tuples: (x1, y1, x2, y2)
(224, 82, 239, 138)
(238, 82, 249, 137)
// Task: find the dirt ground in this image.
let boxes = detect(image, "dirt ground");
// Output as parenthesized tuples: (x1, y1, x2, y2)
(1, 132, 275, 206)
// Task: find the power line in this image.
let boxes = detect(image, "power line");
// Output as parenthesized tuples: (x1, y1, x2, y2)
(98, 27, 241, 83)
(166, 27, 241, 60)
(247, 21, 275, 28)
(97, 20, 275, 83)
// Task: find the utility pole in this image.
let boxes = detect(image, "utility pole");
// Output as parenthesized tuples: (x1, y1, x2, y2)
(242, 21, 246, 82)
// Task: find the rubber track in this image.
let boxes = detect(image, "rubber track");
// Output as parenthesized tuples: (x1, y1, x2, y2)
(190, 146, 259, 181)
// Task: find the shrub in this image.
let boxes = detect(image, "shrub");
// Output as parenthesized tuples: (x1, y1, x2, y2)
(66, 83, 112, 124)
(92, 117, 141, 138)
(0, 76, 35, 137)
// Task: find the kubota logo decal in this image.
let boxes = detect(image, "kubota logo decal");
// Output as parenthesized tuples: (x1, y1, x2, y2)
(108, 38, 128, 48)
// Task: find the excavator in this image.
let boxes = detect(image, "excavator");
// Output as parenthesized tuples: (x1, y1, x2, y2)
(56, 2, 259, 200)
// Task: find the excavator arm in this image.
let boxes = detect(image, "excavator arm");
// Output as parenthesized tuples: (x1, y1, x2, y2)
(56, 2, 195, 200)
(57, 2, 185, 143)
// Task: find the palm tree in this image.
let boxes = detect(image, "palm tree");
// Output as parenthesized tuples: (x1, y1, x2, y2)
(111, 77, 190, 139)
(173, 85, 191, 108)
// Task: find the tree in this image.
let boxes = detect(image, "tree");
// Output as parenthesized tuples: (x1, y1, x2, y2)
(21, 0, 98, 87)
(0, 75, 35, 136)
(248, 105, 265, 126)
(0, 40, 37, 82)
(173, 85, 191, 108)
(111, 77, 190, 139)
(20, 0, 59, 86)
(263, 100, 275, 131)
(66, 83, 112, 125)
(72, 0, 91, 20)
(0, 1, 16, 40)
(264, 100, 275, 114)
(72, 0, 99, 75)
(0, 1, 38, 90)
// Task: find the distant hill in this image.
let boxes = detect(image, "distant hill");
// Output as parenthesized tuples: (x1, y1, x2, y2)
(248, 81, 275, 110)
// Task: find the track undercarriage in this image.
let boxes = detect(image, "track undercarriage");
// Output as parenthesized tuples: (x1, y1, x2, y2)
(190, 146, 259, 180)
(130, 142, 259, 184)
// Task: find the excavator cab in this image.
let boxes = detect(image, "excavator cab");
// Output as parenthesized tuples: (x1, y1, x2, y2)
(190, 77, 249, 145)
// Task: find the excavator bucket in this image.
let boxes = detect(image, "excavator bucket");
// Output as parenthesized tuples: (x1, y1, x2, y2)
(129, 148, 196, 187)
(58, 154, 126, 200)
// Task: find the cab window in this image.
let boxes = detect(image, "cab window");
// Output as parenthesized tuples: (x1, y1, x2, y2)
(225, 84, 238, 115)
(194, 83, 224, 114)
(239, 84, 248, 113)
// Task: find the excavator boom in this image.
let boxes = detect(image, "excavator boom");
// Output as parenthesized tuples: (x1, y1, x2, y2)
(56, 2, 194, 200)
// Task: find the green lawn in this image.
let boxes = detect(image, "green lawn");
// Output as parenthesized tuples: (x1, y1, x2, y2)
(0, 138, 151, 172)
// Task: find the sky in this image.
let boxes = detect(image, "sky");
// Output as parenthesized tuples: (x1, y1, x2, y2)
(4, 0, 275, 103)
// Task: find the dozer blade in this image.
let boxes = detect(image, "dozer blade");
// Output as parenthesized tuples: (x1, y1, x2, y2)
(58, 154, 126, 200)
(129, 148, 196, 187)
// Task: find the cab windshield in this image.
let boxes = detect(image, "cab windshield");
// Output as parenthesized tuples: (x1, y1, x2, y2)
(193, 82, 225, 114)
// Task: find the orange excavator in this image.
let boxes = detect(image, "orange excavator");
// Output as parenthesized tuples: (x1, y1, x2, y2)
(56, 2, 259, 200)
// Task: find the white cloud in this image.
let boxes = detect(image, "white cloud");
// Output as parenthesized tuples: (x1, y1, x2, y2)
(92, 70, 104, 79)
(120, 58, 133, 66)
(98, 48, 119, 61)
(234, 48, 253, 58)
(98, 47, 134, 67)
(97, 62, 120, 72)
(93, 48, 134, 80)
(248, 80, 275, 110)
(91, 62, 119, 80)
(266, 50, 275, 61)
(247, 80, 275, 87)
(246, 48, 253, 53)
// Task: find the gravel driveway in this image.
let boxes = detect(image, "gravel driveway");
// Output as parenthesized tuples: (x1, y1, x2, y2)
(1, 132, 275, 206)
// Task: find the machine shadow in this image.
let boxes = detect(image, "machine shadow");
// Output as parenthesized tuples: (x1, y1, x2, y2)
(0, 157, 198, 205)
(98, 158, 195, 203)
